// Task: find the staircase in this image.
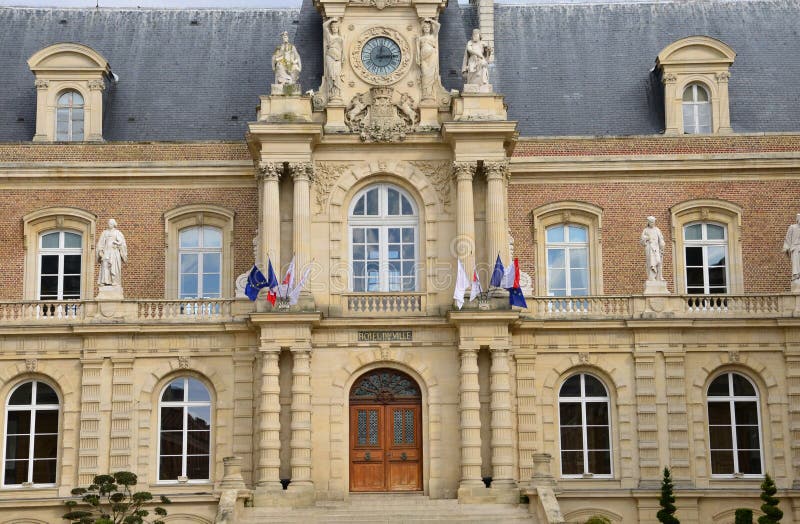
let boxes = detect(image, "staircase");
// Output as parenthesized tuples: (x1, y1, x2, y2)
(239, 493, 534, 523)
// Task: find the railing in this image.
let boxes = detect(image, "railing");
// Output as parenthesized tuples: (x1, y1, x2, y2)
(682, 294, 782, 316)
(529, 296, 633, 319)
(137, 299, 233, 320)
(342, 293, 426, 316)
(0, 301, 84, 322)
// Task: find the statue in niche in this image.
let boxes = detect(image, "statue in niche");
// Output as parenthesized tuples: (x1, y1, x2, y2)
(640, 216, 666, 282)
(322, 17, 344, 102)
(783, 213, 800, 291)
(462, 28, 492, 89)
(97, 219, 128, 288)
(416, 18, 441, 102)
(271, 31, 302, 92)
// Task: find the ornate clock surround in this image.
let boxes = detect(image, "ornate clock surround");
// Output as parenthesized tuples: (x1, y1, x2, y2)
(350, 27, 412, 86)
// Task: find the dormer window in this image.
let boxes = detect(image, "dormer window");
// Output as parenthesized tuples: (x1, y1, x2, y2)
(682, 84, 712, 134)
(56, 91, 85, 141)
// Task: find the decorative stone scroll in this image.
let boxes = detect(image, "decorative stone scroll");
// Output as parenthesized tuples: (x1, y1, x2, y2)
(410, 161, 452, 211)
(345, 87, 418, 142)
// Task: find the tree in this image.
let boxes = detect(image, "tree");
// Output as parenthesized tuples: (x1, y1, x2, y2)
(656, 467, 680, 524)
(62, 471, 170, 524)
(758, 474, 783, 524)
(735, 509, 753, 524)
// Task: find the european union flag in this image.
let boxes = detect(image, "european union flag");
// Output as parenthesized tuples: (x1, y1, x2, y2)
(244, 265, 268, 301)
(490, 254, 504, 288)
(508, 286, 528, 309)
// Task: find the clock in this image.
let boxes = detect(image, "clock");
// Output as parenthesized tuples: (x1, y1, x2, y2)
(361, 37, 402, 76)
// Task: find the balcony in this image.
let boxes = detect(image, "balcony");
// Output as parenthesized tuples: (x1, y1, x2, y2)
(340, 292, 426, 316)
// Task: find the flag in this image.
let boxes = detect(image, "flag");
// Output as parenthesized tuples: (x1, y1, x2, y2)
(288, 265, 311, 306)
(469, 267, 482, 302)
(506, 257, 528, 308)
(265, 258, 279, 306)
(500, 257, 515, 289)
(279, 256, 295, 297)
(244, 265, 267, 301)
(453, 259, 469, 309)
(490, 254, 504, 288)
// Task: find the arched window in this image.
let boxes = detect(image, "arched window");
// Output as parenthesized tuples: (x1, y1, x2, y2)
(3, 381, 59, 486)
(158, 377, 211, 482)
(38, 230, 82, 300)
(682, 84, 712, 134)
(546, 224, 589, 296)
(707, 372, 763, 477)
(684, 222, 728, 294)
(349, 184, 418, 292)
(55, 90, 84, 141)
(558, 373, 611, 477)
(178, 226, 222, 299)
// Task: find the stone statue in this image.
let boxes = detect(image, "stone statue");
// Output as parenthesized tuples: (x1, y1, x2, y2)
(641, 216, 668, 294)
(271, 31, 301, 92)
(96, 219, 128, 290)
(462, 28, 492, 91)
(397, 93, 418, 126)
(416, 18, 441, 102)
(345, 93, 369, 128)
(323, 17, 344, 102)
(783, 213, 800, 292)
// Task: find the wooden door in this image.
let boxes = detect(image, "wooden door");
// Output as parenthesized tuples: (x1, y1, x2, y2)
(349, 369, 422, 492)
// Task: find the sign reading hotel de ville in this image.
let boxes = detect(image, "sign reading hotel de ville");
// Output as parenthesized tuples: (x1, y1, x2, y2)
(357, 330, 413, 342)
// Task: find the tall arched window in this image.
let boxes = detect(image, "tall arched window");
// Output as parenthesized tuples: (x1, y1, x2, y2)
(38, 230, 82, 300)
(707, 372, 763, 477)
(158, 377, 211, 482)
(558, 373, 611, 477)
(178, 226, 222, 299)
(684, 222, 728, 294)
(349, 184, 418, 292)
(3, 381, 59, 486)
(546, 224, 589, 296)
(682, 83, 712, 134)
(56, 90, 84, 141)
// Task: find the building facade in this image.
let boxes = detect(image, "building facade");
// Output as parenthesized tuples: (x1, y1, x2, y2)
(1, 1, 800, 523)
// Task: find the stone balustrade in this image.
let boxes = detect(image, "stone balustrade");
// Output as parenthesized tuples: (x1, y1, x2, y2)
(137, 299, 234, 320)
(342, 292, 425, 316)
(0, 300, 84, 322)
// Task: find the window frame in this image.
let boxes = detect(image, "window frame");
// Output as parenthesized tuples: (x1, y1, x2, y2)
(706, 372, 764, 479)
(557, 373, 613, 479)
(545, 223, 590, 297)
(177, 226, 223, 299)
(682, 83, 712, 135)
(156, 376, 212, 484)
(55, 89, 85, 142)
(347, 183, 420, 293)
(2, 380, 60, 488)
(683, 221, 729, 295)
(37, 230, 84, 301)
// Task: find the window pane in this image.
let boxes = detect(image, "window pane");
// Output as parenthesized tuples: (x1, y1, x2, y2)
(6, 435, 30, 459)
(58, 92, 73, 105)
(160, 431, 183, 455)
(732, 375, 756, 397)
(35, 411, 59, 434)
(203, 227, 222, 248)
(162, 380, 185, 402)
(736, 426, 760, 450)
(32, 459, 57, 484)
(697, 103, 711, 131)
(202, 253, 220, 274)
(686, 267, 705, 288)
(402, 245, 414, 259)
(187, 431, 210, 455)
(63, 232, 82, 249)
(708, 402, 731, 425)
(180, 254, 198, 274)
(570, 269, 588, 290)
(684, 224, 702, 241)
(682, 86, 694, 102)
(710, 450, 734, 474)
(188, 378, 210, 402)
(366, 228, 379, 244)
(353, 195, 365, 215)
(568, 226, 587, 243)
(586, 426, 610, 450)
(367, 245, 379, 260)
(683, 104, 696, 134)
(63, 254, 81, 274)
(547, 249, 565, 269)
(202, 274, 220, 297)
(401, 195, 413, 215)
(707, 246, 726, 267)
(585, 402, 609, 425)
(559, 402, 581, 425)
(187, 406, 211, 431)
(7, 411, 31, 435)
(179, 228, 200, 248)
(353, 246, 365, 262)
(546, 226, 564, 243)
(366, 188, 379, 215)
(709, 426, 733, 449)
(738, 450, 762, 475)
(734, 402, 759, 425)
(706, 224, 725, 240)
(587, 451, 611, 475)
(9, 383, 33, 406)
(561, 451, 583, 475)
(695, 86, 709, 102)
(4, 460, 28, 485)
(708, 267, 726, 288)
(35, 383, 58, 405)
(388, 228, 400, 243)
(685, 246, 703, 267)
(353, 277, 365, 292)
(387, 245, 400, 260)
(402, 228, 414, 243)
(33, 434, 57, 458)
(180, 275, 198, 298)
(160, 407, 184, 431)
(548, 269, 566, 291)
(388, 188, 400, 215)
(40, 255, 59, 275)
(708, 375, 730, 397)
(352, 228, 364, 243)
(560, 426, 582, 450)
(560, 375, 581, 397)
(72, 112, 84, 140)
(63, 275, 81, 297)
(186, 455, 210, 479)
(56, 109, 70, 139)
(159, 456, 182, 480)
(569, 248, 587, 269)
(41, 233, 60, 249)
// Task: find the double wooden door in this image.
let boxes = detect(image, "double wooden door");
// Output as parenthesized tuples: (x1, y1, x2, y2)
(349, 403, 422, 492)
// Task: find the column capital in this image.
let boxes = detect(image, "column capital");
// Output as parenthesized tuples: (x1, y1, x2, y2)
(88, 79, 106, 91)
(290, 344, 313, 355)
(483, 160, 509, 181)
(489, 344, 511, 354)
(458, 345, 479, 355)
(34, 79, 49, 90)
(452, 161, 476, 182)
(289, 161, 314, 183)
(256, 161, 282, 181)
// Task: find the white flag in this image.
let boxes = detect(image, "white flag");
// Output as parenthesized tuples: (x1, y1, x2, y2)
(288, 265, 311, 305)
(500, 258, 516, 289)
(469, 268, 483, 302)
(453, 259, 469, 310)
(278, 256, 296, 297)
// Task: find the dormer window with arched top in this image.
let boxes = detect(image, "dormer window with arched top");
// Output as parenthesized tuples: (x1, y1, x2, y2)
(682, 83, 712, 134)
(55, 90, 85, 141)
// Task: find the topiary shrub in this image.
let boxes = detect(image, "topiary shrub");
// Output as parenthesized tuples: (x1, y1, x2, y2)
(735, 508, 753, 524)
(62, 471, 170, 524)
(656, 467, 679, 524)
(758, 474, 783, 524)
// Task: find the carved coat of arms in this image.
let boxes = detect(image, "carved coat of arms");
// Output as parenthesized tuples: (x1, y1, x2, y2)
(345, 87, 418, 142)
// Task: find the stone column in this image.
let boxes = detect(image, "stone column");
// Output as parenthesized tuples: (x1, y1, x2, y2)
(258, 162, 282, 268)
(458, 345, 483, 495)
(289, 345, 314, 491)
(453, 161, 477, 274)
(490, 345, 516, 489)
(290, 162, 313, 271)
(87, 79, 105, 141)
(256, 346, 282, 490)
(484, 160, 509, 271)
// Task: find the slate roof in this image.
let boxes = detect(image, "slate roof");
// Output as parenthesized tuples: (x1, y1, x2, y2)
(0, 0, 798, 141)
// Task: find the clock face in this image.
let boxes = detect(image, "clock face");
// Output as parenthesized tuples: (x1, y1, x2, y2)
(361, 37, 402, 76)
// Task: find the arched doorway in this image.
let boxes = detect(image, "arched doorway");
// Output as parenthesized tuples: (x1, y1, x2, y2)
(349, 368, 422, 492)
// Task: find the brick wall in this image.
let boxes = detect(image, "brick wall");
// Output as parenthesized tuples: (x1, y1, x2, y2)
(0, 188, 257, 300)
(509, 179, 800, 295)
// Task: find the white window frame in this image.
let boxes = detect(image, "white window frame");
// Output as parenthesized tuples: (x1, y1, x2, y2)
(2, 380, 60, 488)
(55, 90, 84, 142)
(683, 221, 729, 295)
(558, 373, 613, 479)
(348, 184, 419, 293)
(682, 83, 712, 135)
(178, 226, 223, 299)
(156, 377, 212, 484)
(545, 224, 590, 297)
(37, 230, 83, 301)
(707, 372, 764, 479)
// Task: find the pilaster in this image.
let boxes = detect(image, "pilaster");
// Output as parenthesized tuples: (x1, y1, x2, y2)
(109, 357, 134, 472)
(233, 354, 256, 487)
(289, 345, 314, 493)
(484, 160, 509, 273)
(634, 352, 660, 486)
(290, 162, 313, 272)
(256, 345, 282, 490)
(664, 354, 691, 483)
(514, 349, 537, 484)
(77, 358, 104, 485)
(257, 162, 282, 268)
(489, 345, 517, 491)
(458, 345, 483, 492)
(787, 354, 800, 486)
(453, 161, 477, 273)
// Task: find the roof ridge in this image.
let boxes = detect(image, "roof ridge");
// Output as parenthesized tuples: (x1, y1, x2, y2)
(0, 6, 301, 13)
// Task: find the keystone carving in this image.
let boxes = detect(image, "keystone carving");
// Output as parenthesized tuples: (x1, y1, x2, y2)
(345, 87, 418, 142)
(178, 356, 190, 369)
(25, 359, 37, 372)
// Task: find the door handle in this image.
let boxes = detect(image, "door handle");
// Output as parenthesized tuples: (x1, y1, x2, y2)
(400, 452, 408, 461)
(365, 452, 371, 461)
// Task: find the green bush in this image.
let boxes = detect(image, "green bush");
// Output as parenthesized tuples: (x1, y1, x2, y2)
(62, 471, 170, 524)
(735, 508, 753, 524)
(656, 467, 679, 524)
(758, 474, 783, 524)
